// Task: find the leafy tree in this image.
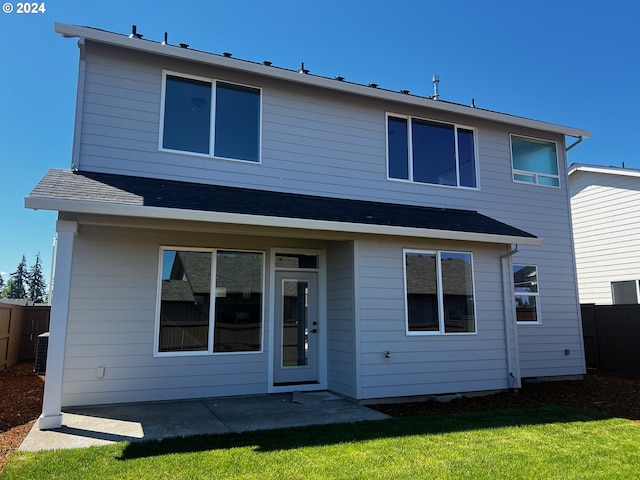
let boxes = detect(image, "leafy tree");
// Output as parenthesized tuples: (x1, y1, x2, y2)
(27, 253, 47, 303)
(6, 256, 28, 299)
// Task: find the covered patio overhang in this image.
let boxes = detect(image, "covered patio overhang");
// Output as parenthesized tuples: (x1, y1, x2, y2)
(26, 169, 542, 246)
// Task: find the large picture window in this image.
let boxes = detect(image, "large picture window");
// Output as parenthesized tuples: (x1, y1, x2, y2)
(157, 248, 264, 355)
(404, 250, 476, 334)
(387, 114, 477, 188)
(513, 265, 540, 323)
(161, 72, 261, 162)
(510, 135, 559, 187)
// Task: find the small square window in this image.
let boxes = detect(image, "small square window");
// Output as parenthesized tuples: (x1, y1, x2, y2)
(611, 280, 640, 304)
(511, 135, 559, 187)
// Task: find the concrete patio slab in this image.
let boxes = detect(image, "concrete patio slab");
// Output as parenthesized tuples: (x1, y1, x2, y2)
(19, 393, 389, 452)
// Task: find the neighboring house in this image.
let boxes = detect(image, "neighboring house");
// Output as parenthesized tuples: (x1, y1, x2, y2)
(568, 163, 640, 304)
(27, 23, 590, 430)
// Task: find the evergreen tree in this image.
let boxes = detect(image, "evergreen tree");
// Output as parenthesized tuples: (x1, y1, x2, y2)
(27, 253, 47, 303)
(7, 256, 28, 299)
(0, 274, 5, 299)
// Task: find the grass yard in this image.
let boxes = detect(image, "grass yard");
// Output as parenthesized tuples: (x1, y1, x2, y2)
(2, 406, 639, 479)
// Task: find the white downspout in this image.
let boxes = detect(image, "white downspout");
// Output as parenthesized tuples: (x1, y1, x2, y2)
(566, 136, 584, 152)
(501, 244, 521, 389)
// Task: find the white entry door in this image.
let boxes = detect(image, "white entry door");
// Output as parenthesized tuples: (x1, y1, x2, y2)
(273, 271, 319, 385)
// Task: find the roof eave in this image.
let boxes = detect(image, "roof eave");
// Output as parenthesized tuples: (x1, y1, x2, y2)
(25, 195, 543, 247)
(568, 164, 640, 178)
(54, 22, 590, 139)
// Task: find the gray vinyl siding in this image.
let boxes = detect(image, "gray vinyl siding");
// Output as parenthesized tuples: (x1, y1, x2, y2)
(326, 241, 356, 398)
(61, 222, 328, 407)
(569, 170, 640, 305)
(70, 41, 584, 385)
(354, 239, 511, 399)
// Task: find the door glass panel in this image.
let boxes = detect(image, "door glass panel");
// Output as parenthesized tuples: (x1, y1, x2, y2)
(281, 279, 309, 367)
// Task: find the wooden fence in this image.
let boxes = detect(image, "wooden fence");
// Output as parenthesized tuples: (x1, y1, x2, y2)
(581, 303, 640, 375)
(0, 301, 50, 370)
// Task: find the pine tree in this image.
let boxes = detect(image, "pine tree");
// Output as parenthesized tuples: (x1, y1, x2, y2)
(7, 256, 28, 299)
(27, 253, 47, 303)
(0, 274, 5, 299)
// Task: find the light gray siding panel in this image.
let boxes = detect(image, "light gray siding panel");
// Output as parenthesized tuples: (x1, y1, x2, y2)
(354, 239, 511, 399)
(61, 223, 328, 406)
(326, 241, 356, 398)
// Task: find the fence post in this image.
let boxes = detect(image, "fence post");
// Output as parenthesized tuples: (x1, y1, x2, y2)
(580, 304, 598, 369)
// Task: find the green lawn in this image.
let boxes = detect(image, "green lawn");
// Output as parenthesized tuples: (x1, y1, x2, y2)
(2, 406, 639, 479)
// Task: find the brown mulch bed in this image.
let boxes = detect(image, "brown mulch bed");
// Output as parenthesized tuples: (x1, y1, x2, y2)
(372, 369, 640, 421)
(0, 363, 638, 472)
(0, 362, 44, 472)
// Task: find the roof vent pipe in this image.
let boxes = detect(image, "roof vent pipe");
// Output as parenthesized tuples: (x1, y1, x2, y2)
(432, 74, 440, 100)
(161, 32, 168, 45)
(129, 25, 143, 39)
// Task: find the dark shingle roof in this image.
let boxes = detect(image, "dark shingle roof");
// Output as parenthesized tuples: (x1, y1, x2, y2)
(28, 169, 537, 241)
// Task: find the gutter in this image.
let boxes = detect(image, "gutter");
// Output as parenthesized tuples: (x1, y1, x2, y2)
(566, 136, 584, 152)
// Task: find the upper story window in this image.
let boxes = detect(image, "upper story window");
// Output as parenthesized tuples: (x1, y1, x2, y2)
(510, 135, 559, 187)
(387, 114, 478, 188)
(160, 71, 261, 162)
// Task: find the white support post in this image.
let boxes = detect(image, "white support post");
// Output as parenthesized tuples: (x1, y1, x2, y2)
(38, 220, 77, 430)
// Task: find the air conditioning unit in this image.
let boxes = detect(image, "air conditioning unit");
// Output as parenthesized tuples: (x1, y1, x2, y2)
(35, 332, 49, 375)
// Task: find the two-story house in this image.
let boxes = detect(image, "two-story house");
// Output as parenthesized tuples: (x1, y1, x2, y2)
(27, 23, 590, 429)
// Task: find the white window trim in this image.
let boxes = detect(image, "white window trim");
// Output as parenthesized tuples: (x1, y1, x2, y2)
(514, 263, 542, 325)
(154, 246, 266, 357)
(386, 112, 480, 190)
(403, 249, 478, 336)
(510, 134, 560, 188)
(159, 70, 263, 163)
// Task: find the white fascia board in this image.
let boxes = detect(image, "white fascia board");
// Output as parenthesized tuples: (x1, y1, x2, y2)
(25, 195, 543, 246)
(568, 164, 640, 178)
(55, 23, 590, 140)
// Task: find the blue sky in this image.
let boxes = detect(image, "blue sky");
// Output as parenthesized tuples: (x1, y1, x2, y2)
(0, 0, 638, 284)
